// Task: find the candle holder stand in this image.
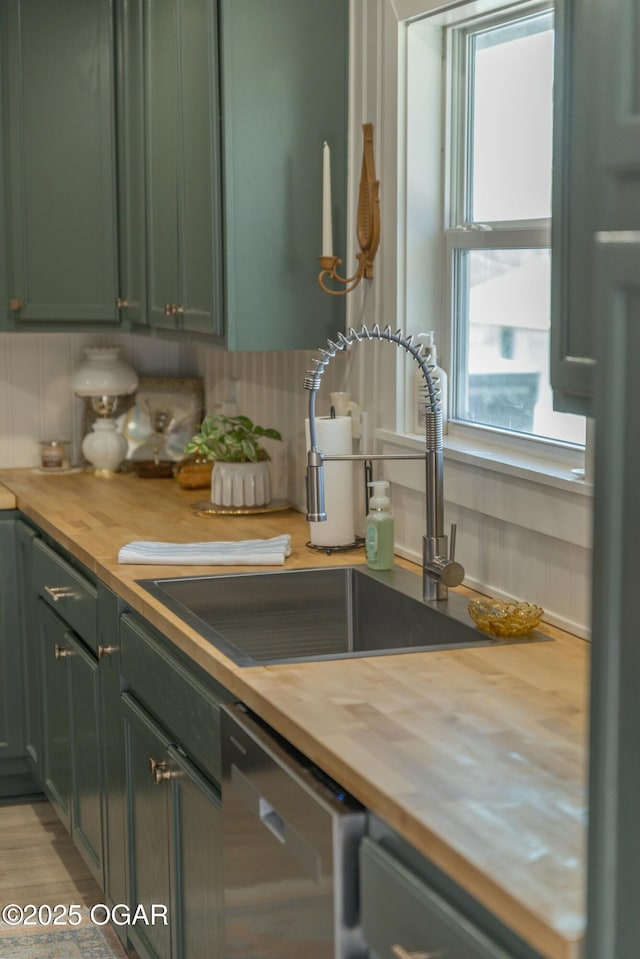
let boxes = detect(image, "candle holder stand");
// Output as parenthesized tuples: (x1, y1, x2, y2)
(318, 122, 380, 296)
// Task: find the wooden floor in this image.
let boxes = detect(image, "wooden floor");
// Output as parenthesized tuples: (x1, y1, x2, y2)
(0, 800, 104, 909)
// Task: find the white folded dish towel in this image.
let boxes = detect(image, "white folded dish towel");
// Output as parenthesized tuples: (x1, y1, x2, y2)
(118, 534, 292, 566)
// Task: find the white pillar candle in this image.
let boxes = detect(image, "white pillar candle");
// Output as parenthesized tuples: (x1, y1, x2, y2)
(322, 141, 333, 257)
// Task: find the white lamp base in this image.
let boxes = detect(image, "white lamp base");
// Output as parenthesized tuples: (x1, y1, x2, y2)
(82, 418, 128, 476)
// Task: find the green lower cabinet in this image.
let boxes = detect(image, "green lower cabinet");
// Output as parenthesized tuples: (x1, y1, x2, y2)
(39, 601, 73, 829)
(364, 815, 544, 959)
(168, 744, 223, 959)
(0, 517, 23, 763)
(68, 632, 104, 883)
(39, 598, 104, 885)
(98, 583, 128, 921)
(16, 521, 40, 777)
(0, 515, 38, 800)
(123, 692, 223, 959)
(124, 693, 173, 959)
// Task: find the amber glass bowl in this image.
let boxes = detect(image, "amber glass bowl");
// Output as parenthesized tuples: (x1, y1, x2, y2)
(467, 599, 544, 637)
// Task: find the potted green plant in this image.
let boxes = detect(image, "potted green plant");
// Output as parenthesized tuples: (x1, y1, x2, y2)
(185, 414, 282, 507)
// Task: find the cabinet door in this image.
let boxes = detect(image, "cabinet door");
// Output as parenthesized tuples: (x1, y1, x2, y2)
(361, 839, 513, 959)
(143, 0, 181, 331)
(550, 0, 597, 415)
(99, 584, 128, 917)
(0, 72, 7, 321)
(0, 518, 23, 764)
(0, 0, 119, 328)
(116, 0, 147, 326)
(588, 240, 640, 959)
(68, 631, 104, 886)
(123, 692, 172, 959)
(551, 0, 640, 416)
(16, 521, 39, 773)
(176, 0, 223, 336)
(585, 4, 640, 958)
(39, 601, 72, 829)
(168, 745, 223, 959)
(140, 0, 222, 335)
(220, 0, 347, 350)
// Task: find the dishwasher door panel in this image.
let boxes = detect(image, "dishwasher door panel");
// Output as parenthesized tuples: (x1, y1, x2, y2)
(221, 704, 366, 959)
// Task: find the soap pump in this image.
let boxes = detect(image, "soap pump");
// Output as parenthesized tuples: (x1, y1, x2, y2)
(365, 480, 394, 571)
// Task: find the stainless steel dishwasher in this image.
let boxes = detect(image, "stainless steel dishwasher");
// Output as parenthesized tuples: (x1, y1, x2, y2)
(221, 703, 367, 959)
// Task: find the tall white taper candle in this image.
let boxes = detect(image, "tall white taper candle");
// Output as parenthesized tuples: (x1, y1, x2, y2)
(322, 141, 333, 257)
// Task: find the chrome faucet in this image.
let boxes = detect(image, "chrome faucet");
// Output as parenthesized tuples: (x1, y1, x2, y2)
(304, 325, 464, 601)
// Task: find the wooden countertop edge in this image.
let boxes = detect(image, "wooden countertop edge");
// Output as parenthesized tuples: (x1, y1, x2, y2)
(3, 473, 587, 959)
(0, 482, 17, 509)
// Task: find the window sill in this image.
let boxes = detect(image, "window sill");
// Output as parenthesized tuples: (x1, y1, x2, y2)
(376, 426, 593, 498)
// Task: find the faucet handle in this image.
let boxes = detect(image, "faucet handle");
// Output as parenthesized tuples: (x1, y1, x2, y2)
(449, 523, 457, 561)
(429, 555, 465, 588)
(423, 532, 465, 598)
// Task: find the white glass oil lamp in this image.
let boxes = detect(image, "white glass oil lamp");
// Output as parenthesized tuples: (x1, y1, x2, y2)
(71, 347, 139, 477)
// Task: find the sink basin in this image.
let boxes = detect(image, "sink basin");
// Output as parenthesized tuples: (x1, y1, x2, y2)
(139, 565, 547, 666)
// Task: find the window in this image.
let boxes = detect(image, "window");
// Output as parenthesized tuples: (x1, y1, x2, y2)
(404, 2, 586, 449)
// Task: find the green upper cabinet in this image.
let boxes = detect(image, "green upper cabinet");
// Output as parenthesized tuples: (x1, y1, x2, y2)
(551, 0, 640, 420)
(122, 0, 224, 337)
(1, 0, 348, 345)
(0, 85, 7, 322)
(550, 0, 598, 416)
(0, 0, 121, 329)
(218, 0, 347, 350)
(123, 0, 347, 349)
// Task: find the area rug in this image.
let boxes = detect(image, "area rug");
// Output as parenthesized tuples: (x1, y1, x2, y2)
(0, 917, 128, 959)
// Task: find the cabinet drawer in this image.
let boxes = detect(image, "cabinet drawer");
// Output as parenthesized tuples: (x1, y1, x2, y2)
(361, 839, 513, 959)
(33, 539, 97, 650)
(120, 613, 232, 783)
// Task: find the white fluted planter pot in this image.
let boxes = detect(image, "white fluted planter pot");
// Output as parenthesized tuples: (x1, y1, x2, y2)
(211, 461, 271, 508)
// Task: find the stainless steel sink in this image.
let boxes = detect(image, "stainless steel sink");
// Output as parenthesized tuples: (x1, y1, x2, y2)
(139, 565, 547, 666)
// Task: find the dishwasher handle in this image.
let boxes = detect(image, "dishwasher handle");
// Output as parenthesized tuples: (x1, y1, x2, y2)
(230, 762, 321, 881)
(259, 796, 285, 844)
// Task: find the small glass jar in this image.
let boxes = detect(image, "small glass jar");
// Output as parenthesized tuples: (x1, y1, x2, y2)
(39, 440, 71, 471)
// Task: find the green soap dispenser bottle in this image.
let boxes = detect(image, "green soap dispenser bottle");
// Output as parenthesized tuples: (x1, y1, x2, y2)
(365, 480, 394, 570)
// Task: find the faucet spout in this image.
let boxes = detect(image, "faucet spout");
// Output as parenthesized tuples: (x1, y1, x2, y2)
(304, 325, 465, 600)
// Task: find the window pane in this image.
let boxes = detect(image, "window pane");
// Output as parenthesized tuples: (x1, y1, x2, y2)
(469, 13, 554, 222)
(456, 248, 586, 444)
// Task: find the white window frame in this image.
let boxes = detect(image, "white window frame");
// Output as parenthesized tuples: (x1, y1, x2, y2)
(386, 0, 593, 487)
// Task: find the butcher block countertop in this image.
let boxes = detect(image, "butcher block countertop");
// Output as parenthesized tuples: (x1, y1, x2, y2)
(0, 468, 588, 959)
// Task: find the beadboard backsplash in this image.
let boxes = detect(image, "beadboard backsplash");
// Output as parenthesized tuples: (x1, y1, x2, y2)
(0, 332, 197, 468)
(197, 344, 592, 638)
(0, 331, 591, 636)
(196, 343, 368, 512)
